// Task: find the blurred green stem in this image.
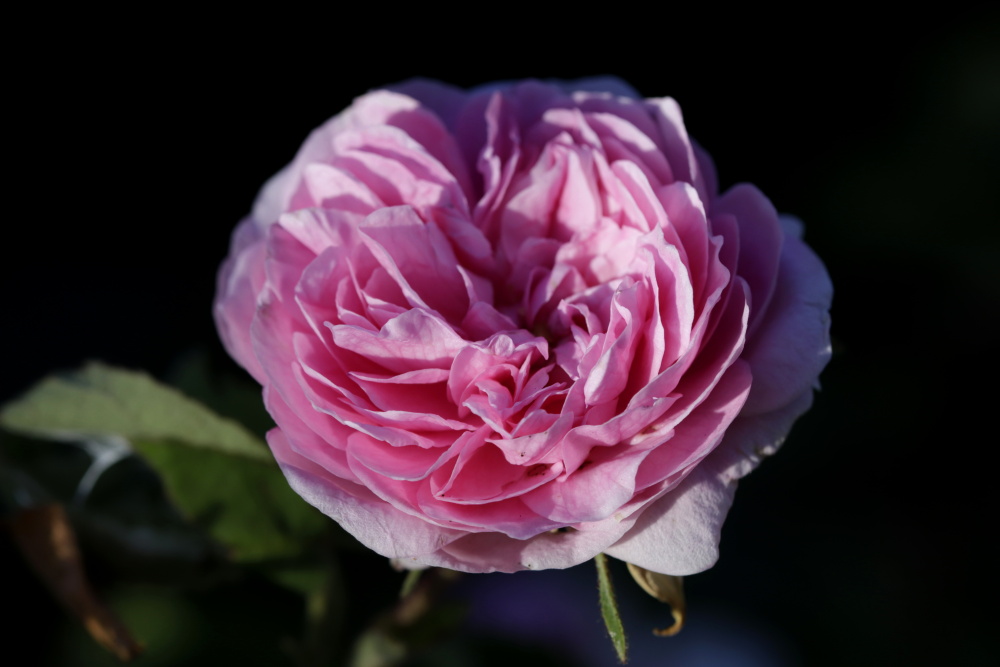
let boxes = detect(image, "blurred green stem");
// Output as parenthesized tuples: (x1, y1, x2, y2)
(349, 568, 462, 667)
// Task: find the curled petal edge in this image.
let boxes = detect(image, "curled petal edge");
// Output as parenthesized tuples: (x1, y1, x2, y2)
(603, 389, 818, 575)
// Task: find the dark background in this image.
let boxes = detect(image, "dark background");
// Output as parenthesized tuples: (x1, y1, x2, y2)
(4, 8, 998, 665)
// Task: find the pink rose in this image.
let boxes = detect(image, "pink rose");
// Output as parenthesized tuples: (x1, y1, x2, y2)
(214, 78, 831, 575)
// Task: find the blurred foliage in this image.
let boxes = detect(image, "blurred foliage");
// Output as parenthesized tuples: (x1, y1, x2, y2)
(0, 363, 333, 664)
(6, 503, 143, 660)
(0, 361, 270, 462)
(0, 363, 326, 563)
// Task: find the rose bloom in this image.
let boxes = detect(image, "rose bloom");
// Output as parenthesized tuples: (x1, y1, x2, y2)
(215, 78, 831, 575)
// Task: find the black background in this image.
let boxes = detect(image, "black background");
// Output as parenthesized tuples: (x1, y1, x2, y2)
(4, 7, 999, 666)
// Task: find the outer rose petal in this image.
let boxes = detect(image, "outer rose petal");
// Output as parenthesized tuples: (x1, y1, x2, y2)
(740, 217, 833, 416)
(214, 219, 268, 383)
(712, 184, 783, 336)
(602, 459, 734, 575)
(398, 510, 642, 573)
(269, 427, 466, 558)
(712, 389, 816, 483)
(602, 390, 815, 575)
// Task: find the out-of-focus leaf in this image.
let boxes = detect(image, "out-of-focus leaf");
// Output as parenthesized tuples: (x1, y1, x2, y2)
(2, 432, 229, 585)
(0, 462, 51, 516)
(258, 561, 328, 597)
(165, 348, 274, 439)
(71, 507, 230, 584)
(349, 568, 464, 667)
(594, 553, 628, 664)
(0, 432, 92, 504)
(6, 503, 142, 661)
(0, 363, 325, 562)
(70, 452, 230, 584)
(130, 438, 325, 561)
(626, 562, 686, 636)
(351, 631, 406, 667)
(0, 361, 270, 462)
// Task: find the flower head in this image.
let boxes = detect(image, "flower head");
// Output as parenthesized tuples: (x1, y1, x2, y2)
(215, 78, 832, 574)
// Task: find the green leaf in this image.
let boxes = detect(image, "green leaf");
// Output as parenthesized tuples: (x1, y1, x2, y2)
(130, 437, 324, 561)
(0, 363, 325, 562)
(257, 561, 329, 597)
(0, 361, 270, 462)
(1, 431, 230, 584)
(594, 553, 628, 664)
(164, 348, 275, 440)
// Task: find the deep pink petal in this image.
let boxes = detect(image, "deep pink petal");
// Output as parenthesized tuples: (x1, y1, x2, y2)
(359, 206, 469, 322)
(522, 445, 651, 523)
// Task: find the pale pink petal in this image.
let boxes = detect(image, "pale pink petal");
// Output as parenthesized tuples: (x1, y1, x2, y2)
(296, 162, 384, 214)
(740, 230, 833, 415)
(349, 368, 455, 416)
(588, 112, 674, 187)
(270, 428, 466, 559)
(602, 460, 734, 576)
(347, 431, 461, 482)
(582, 280, 647, 405)
(711, 389, 815, 483)
(347, 90, 474, 200)
(404, 510, 641, 573)
(430, 440, 562, 503)
(415, 478, 559, 540)
(712, 184, 784, 336)
(645, 96, 708, 200)
(214, 219, 267, 382)
(330, 308, 466, 374)
(468, 92, 522, 230)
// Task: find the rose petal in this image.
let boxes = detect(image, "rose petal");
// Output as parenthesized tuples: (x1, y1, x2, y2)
(711, 389, 815, 483)
(712, 184, 784, 336)
(270, 428, 465, 558)
(740, 225, 833, 415)
(359, 206, 469, 322)
(330, 308, 466, 374)
(402, 509, 642, 573)
(602, 460, 734, 576)
(214, 219, 267, 383)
